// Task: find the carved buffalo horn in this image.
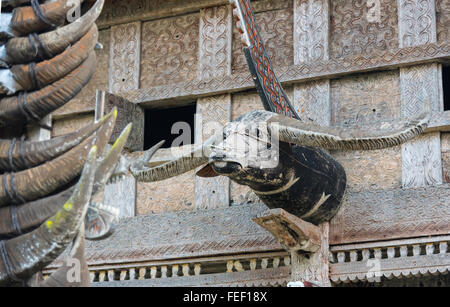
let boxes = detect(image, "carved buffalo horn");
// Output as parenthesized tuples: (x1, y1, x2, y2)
(0, 120, 129, 238)
(6, 0, 86, 37)
(0, 108, 116, 207)
(0, 107, 107, 172)
(0, 146, 96, 286)
(0, 25, 98, 95)
(0, 0, 104, 65)
(0, 51, 97, 127)
(269, 108, 431, 150)
(130, 135, 221, 183)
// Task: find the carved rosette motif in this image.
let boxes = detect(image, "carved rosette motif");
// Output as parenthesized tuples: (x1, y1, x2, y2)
(109, 22, 141, 93)
(198, 5, 232, 80)
(140, 14, 199, 87)
(398, 0, 437, 47)
(294, 0, 329, 63)
(330, 0, 398, 58)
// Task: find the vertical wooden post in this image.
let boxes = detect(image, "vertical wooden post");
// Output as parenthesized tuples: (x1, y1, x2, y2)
(293, 0, 331, 126)
(101, 21, 142, 218)
(398, 0, 443, 188)
(195, 4, 233, 209)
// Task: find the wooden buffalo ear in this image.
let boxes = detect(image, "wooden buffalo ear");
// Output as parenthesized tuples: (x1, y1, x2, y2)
(196, 164, 220, 178)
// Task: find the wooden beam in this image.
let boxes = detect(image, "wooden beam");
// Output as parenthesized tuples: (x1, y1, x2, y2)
(119, 41, 450, 105)
(253, 209, 321, 252)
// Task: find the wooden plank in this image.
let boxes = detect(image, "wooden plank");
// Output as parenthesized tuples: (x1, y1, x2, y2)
(121, 41, 450, 105)
(253, 209, 321, 252)
(102, 22, 143, 219)
(194, 5, 233, 210)
(109, 22, 142, 94)
(398, 0, 437, 48)
(329, 184, 450, 245)
(195, 95, 231, 210)
(401, 64, 443, 188)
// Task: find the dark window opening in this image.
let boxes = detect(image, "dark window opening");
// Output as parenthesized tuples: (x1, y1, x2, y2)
(443, 66, 450, 111)
(144, 104, 197, 150)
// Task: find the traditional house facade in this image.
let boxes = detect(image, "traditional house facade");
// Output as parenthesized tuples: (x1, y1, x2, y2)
(43, 0, 449, 287)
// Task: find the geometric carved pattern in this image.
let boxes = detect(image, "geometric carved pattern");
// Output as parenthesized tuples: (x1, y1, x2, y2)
(123, 42, 450, 104)
(330, 185, 450, 244)
(195, 95, 231, 209)
(398, 0, 437, 48)
(330, 0, 398, 58)
(109, 22, 141, 93)
(231, 0, 293, 74)
(294, 0, 329, 63)
(400, 64, 443, 188)
(140, 13, 199, 87)
(198, 5, 232, 80)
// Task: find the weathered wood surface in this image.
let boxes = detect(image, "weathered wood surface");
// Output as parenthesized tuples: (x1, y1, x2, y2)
(330, 238, 449, 284)
(95, 92, 144, 152)
(291, 223, 330, 287)
(253, 209, 321, 252)
(401, 64, 443, 188)
(443, 133, 450, 183)
(330, 184, 450, 245)
(195, 95, 231, 209)
(91, 267, 290, 287)
(122, 41, 450, 105)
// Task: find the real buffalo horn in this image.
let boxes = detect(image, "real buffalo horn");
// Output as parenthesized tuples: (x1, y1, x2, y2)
(130, 135, 221, 183)
(0, 51, 97, 128)
(8, 0, 86, 37)
(0, 0, 103, 65)
(0, 146, 96, 286)
(38, 227, 90, 287)
(0, 120, 130, 238)
(0, 108, 116, 207)
(0, 25, 98, 95)
(0, 106, 106, 172)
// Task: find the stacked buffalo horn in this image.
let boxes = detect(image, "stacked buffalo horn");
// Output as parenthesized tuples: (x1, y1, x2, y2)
(0, 0, 104, 128)
(0, 0, 130, 287)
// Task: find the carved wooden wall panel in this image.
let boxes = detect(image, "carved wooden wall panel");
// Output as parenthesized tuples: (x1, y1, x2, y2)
(330, 0, 398, 59)
(136, 171, 196, 215)
(52, 114, 96, 137)
(198, 5, 232, 80)
(400, 64, 443, 188)
(195, 95, 232, 209)
(106, 22, 143, 218)
(140, 13, 199, 87)
(109, 22, 142, 93)
(443, 133, 450, 183)
(294, 0, 329, 64)
(293, 80, 331, 126)
(398, 0, 437, 48)
(436, 0, 450, 43)
(231, 0, 293, 74)
(332, 147, 402, 192)
(331, 70, 402, 125)
(329, 71, 403, 191)
(53, 29, 111, 117)
(330, 185, 450, 244)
